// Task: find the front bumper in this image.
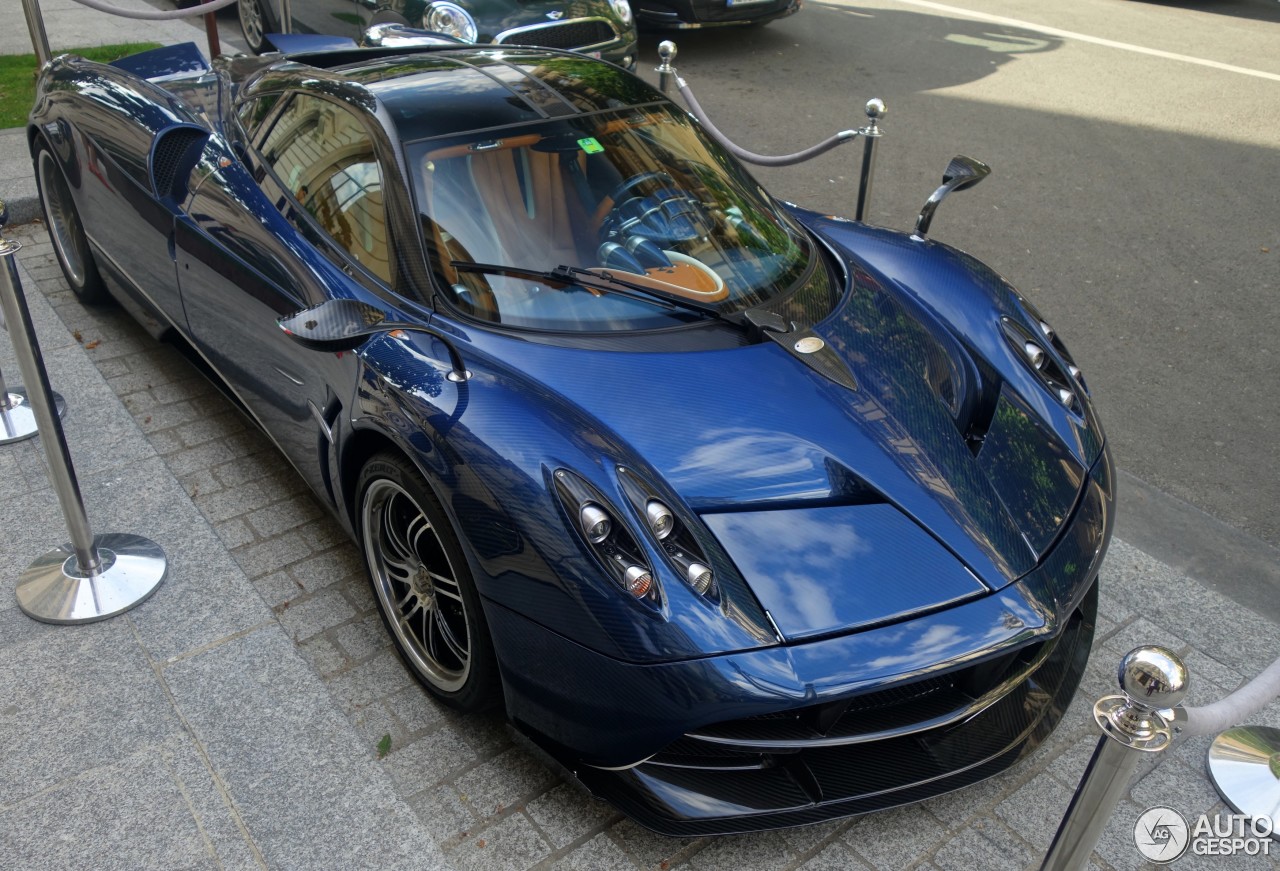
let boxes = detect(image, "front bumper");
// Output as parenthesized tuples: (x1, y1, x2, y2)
(485, 448, 1113, 833)
(634, 0, 800, 28)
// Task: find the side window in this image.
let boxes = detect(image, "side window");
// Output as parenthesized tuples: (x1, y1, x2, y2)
(259, 94, 393, 285)
(235, 94, 280, 142)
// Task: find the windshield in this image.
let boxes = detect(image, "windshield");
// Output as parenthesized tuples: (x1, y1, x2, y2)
(406, 104, 817, 331)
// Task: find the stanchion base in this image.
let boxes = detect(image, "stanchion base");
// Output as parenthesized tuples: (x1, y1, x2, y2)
(1207, 725, 1280, 825)
(14, 533, 167, 624)
(0, 388, 66, 444)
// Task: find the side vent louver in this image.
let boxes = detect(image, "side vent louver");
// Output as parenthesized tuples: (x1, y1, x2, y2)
(150, 126, 209, 202)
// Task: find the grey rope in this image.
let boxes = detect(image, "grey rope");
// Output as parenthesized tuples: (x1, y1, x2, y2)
(63, 0, 239, 21)
(677, 77, 858, 167)
(1181, 655, 1280, 737)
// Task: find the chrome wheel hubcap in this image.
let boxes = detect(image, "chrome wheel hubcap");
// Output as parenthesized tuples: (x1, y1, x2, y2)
(362, 480, 470, 692)
(37, 150, 87, 288)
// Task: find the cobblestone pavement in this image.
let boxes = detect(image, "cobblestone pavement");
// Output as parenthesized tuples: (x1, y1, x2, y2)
(9, 220, 1280, 871)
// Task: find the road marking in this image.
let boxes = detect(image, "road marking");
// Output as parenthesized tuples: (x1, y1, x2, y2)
(884, 0, 1280, 82)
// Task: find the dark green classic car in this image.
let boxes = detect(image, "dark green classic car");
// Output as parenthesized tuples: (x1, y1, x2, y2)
(236, 0, 638, 68)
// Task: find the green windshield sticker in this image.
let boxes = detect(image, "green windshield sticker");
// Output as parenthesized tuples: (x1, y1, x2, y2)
(577, 137, 605, 154)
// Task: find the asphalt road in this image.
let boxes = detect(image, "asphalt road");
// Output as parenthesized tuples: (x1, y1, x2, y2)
(624, 0, 1280, 549)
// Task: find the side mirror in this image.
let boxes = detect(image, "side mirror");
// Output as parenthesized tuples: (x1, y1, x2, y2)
(278, 298, 471, 382)
(914, 155, 991, 238)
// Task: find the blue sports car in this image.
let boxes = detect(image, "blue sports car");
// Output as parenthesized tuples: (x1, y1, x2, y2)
(28, 39, 1112, 834)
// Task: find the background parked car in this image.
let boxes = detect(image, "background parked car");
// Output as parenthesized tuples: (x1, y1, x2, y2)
(235, 0, 638, 69)
(629, 0, 800, 30)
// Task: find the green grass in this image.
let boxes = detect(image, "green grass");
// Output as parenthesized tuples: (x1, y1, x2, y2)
(0, 43, 162, 129)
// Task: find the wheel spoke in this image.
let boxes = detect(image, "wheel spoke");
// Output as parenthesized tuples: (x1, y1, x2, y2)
(383, 504, 416, 562)
(427, 571, 462, 601)
(397, 598, 422, 627)
(434, 609, 469, 663)
(407, 513, 432, 553)
(395, 585, 417, 610)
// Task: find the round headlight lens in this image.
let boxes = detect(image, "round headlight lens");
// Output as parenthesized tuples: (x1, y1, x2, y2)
(423, 2, 478, 43)
(687, 563, 714, 596)
(579, 503, 612, 544)
(609, 0, 634, 24)
(1023, 341, 1046, 370)
(624, 565, 653, 598)
(645, 500, 675, 540)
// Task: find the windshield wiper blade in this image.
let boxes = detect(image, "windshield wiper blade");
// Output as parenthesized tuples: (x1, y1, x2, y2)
(452, 261, 724, 321)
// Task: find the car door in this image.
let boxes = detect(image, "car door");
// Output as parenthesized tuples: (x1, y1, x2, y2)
(176, 89, 398, 500)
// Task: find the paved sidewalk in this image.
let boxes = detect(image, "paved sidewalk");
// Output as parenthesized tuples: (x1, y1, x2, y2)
(3, 217, 1280, 871)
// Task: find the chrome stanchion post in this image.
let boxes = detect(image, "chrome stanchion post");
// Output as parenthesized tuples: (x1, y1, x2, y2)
(1207, 726, 1280, 825)
(279, 0, 293, 33)
(656, 40, 677, 96)
(0, 362, 40, 445)
(20, 0, 52, 66)
(1041, 647, 1188, 871)
(19, 0, 52, 66)
(0, 203, 167, 624)
(1, 292, 69, 445)
(855, 98, 885, 223)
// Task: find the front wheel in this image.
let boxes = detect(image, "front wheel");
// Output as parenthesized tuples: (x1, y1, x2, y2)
(357, 452, 500, 711)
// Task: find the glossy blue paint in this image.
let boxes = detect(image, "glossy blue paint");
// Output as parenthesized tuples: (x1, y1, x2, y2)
(29, 42, 1114, 830)
(701, 503, 986, 639)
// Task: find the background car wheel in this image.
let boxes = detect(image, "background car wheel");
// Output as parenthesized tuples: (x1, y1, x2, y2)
(357, 452, 500, 711)
(238, 0, 272, 55)
(33, 139, 107, 305)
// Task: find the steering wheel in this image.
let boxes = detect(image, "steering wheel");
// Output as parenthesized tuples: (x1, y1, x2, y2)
(606, 171, 676, 207)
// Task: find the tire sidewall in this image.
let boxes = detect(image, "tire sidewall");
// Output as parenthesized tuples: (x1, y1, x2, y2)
(33, 138, 107, 305)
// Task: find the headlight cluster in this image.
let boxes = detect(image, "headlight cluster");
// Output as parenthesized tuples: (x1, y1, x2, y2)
(421, 2, 478, 43)
(555, 469, 659, 605)
(1001, 298, 1089, 413)
(609, 0, 634, 24)
(553, 466, 721, 607)
(618, 467, 718, 601)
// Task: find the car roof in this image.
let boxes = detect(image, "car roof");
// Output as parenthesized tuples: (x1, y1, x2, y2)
(241, 47, 665, 143)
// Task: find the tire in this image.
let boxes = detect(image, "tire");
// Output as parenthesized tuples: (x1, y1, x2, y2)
(33, 139, 108, 305)
(238, 0, 273, 55)
(357, 451, 501, 711)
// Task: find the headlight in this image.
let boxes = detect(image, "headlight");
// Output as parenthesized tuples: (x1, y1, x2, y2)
(609, 0, 634, 25)
(423, 2, 478, 43)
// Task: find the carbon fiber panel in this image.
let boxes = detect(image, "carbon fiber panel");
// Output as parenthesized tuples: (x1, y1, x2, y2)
(578, 581, 1095, 835)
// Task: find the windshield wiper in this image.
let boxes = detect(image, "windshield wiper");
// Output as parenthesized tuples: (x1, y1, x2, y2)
(451, 261, 725, 322)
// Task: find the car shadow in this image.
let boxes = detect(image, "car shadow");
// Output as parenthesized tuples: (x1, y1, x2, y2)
(636, 3, 1064, 96)
(1124, 0, 1280, 24)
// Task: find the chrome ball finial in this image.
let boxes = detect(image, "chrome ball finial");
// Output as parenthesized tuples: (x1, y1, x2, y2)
(658, 40, 677, 66)
(865, 98, 886, 122)
(1118, 646, 1189, 709)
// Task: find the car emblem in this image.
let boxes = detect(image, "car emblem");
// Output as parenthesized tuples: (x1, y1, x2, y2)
(794, 336, 825, 354)
(547, 10, 565, 19)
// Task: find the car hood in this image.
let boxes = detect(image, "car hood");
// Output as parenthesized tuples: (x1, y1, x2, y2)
(458, 225, 1104, 637)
